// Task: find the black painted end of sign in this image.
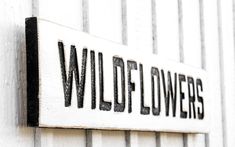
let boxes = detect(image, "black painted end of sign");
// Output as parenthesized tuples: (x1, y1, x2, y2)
(26, 17, 39, 126)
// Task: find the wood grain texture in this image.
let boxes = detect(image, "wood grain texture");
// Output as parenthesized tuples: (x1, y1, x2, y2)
(0, 0, 34, 146)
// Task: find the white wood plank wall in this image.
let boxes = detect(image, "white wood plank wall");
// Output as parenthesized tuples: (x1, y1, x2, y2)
(0, 0, 233, 146)
(0, 0, 34, 147)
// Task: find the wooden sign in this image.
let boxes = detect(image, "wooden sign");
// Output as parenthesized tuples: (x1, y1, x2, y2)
(26, 17, 209, 133)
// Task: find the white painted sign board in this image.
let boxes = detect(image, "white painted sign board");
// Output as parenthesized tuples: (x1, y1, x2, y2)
(26, 17, 209, 133)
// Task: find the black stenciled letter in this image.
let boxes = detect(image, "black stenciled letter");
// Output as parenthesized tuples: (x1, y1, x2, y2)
(140, 64, 150, 115)
(58, 42, 87, 108)
(187, 76, 196, 119)
(127, 60, 137, 113)
(99, 52, 112, 111)
(113, 56, 126, 112)
(196, 78, 204, 119)
(90, 50, 96, 109)
(179, 74, 187, 118)
(151, 67, 161, 116)
(161, 70, 177, 117)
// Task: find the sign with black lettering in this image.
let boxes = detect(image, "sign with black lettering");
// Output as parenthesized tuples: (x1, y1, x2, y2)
(26, 17, 209, 133)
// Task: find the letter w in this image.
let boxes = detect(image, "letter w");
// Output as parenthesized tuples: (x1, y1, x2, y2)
(161, 70, 177, 117)
(58, 42, 87, 108)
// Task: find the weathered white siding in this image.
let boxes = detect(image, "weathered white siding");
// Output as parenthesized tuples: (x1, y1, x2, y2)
(0, 0, 233, 146)
(0, 0, 34, 147)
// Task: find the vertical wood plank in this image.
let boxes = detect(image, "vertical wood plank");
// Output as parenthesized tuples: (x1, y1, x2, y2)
(37, 0, 83, 29)
(181, 0, 205, 147)
(160, 133, 183, 147)
(86, 130, 102, 147)
(137, 132, 156, 147)
(101, 131, 126, 147)
(182, 0, 201, 68)
(126, 0, 156, 146)
(52, 129, 86, 147)
(126, 0, 152, 51)
(204, 0, 224, 146)
(154, 0, 184, 146)
(35, 128, 53, 147)
(0, 0, 34, 146)
(36, 129, 86, 147)
(219, 0, 235, 146)
(88, 0, 126, 146)
(34, 0, 87, 146)
(89, 0, 122, 43)
(155, 0, 180, 61)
